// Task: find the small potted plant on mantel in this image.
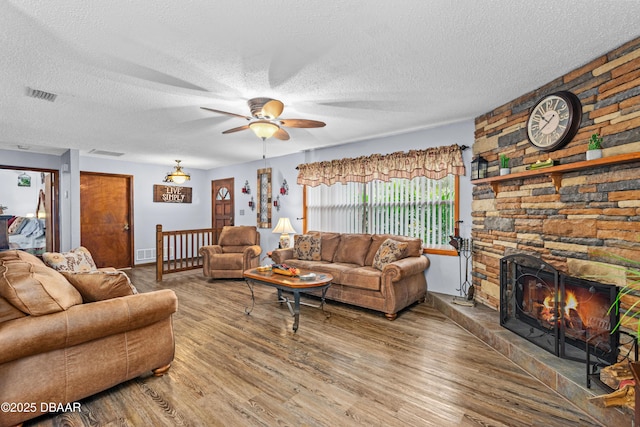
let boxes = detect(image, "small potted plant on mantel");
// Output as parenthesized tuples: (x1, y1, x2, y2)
(499, 154, 510, 175)
(587, 133, 603, 160)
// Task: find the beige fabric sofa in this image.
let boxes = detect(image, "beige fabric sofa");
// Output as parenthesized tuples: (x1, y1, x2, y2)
(0, 250, 177, 427)
(270, 232, 430, 320)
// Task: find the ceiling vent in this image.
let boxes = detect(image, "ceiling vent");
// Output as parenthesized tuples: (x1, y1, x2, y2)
(26, 87, 58, 102)
(88, 149, 125, 157)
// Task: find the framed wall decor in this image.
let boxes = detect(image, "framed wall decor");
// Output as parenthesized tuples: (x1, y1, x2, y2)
(256, 167, 271, 228)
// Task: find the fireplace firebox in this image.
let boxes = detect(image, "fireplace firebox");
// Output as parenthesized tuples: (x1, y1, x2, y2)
(500, 254, 619, 365)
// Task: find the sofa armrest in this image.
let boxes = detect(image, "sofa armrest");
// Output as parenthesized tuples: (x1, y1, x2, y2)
(0, 289, 178, 365)
(199, 245, 223, 257)
(243, 245, 262, 258)
(270, 248, 294, 264)
(382, 255, 430, 282)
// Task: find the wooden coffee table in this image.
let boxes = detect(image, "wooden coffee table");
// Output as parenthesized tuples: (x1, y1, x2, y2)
(243, 268, 333, 332)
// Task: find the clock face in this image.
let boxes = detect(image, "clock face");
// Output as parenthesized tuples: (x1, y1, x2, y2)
(527, 91, 581, 151)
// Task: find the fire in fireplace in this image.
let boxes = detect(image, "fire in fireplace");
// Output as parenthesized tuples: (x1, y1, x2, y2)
(500, 254, 619, 365)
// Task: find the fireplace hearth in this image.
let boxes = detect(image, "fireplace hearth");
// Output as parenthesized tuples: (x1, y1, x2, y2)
(500, 254, 619, 365)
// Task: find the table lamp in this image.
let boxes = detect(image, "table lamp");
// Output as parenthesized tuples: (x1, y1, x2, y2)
(272, 217, 296, 248)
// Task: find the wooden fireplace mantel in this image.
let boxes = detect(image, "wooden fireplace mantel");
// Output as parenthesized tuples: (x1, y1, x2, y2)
(471, 152, 640, 194)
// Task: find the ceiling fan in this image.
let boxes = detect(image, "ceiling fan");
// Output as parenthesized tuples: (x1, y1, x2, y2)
(201, 97, 326, 141)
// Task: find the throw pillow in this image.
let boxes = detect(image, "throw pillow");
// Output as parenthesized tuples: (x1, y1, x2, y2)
(333, 234, 372, 266)
(373, 238, 409, 271)
(42, 246, 98, 272)
(61, 270, 138, 302)
(0, 257, 83, 315)
(293, 235, 321, 261)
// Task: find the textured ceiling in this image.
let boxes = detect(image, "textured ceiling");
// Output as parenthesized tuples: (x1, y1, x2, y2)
(1, 1, 640, 170)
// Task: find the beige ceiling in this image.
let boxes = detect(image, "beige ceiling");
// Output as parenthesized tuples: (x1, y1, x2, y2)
(2, 1, 639, 170)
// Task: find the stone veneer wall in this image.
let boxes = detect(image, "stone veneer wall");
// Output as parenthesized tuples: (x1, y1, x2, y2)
(472, 37, 640, 355)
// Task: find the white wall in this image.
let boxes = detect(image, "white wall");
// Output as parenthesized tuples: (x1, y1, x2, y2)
(79, 156, 211, 264)
(209, 119, 475, 295)
(2, 119, 474, 295)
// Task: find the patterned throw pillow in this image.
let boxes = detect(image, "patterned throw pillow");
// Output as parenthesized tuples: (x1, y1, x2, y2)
(42, 246, 98, 272)
(373, 239, 409, 270)
(293, 235, 322, 261)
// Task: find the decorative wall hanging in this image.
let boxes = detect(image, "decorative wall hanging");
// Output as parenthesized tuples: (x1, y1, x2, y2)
(153, 185, 193, 203)
(256, 168, 272, 228)
(18, 173, 31, 187)
(279, 179, 289, 195)
(242, 180, 251, 194)
(273, 195, 281, 211)
(248, 196, 255, 211)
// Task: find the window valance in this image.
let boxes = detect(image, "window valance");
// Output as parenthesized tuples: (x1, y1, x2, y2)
(297, 144, 466, 187)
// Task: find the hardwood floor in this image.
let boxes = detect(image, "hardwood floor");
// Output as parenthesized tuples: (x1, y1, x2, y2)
(25, 266, 604, 427)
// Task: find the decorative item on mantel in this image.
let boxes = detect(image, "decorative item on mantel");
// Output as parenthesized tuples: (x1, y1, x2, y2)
(526, 158, 556, 170)
(587, 133, 603, 160)
(242, 180, 251, 194)
(499, 154, 510, 176)
(279, 179, 289, 195)
(471, 156, 488, 180)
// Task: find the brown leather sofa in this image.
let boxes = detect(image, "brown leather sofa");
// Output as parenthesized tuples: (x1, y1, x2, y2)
(0, 250, 177, 427)
(199, 225, 262, 279)
(271, 232, 430, 320)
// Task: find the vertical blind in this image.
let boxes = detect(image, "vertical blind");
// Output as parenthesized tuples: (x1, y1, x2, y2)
(306, 175, 455, 249)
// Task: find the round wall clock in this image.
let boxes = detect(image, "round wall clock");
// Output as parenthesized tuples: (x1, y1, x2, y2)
(526, 91, 582, 151)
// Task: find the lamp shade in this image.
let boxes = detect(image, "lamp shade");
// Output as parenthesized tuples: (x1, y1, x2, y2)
(272, 217, 296, 235)
(249, 120, 280, 140)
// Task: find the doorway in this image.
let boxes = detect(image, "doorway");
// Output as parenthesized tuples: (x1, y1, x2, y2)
(80, 172, 133, 268)
(212, 178, 234, 241)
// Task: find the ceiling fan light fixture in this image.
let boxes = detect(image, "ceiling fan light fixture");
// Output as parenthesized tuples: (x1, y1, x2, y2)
(249, 120, 280, 140)
(261, 99, 284, 119)
(164, 160, 191, 184)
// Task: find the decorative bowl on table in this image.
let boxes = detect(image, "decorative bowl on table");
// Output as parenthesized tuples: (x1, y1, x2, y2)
(271, 264, 299, 276)
(298, 273, 317, 281)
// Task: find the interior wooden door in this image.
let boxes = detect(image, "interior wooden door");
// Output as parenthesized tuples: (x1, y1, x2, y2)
(80, 172, 133, 268)
(212, 178, 234, 241)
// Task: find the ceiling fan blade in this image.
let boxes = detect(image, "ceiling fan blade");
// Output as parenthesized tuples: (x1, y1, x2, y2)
(201, 107, 252, 121)
(262, 99, 284, 119)
(273, 128, 290, 141)
(222, 125, 250, 134)
(280, 119, 326, 128)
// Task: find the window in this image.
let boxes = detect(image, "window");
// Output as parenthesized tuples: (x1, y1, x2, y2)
(305, 174, 458, 253)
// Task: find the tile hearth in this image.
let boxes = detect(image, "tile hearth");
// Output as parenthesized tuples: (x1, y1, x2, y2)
(428, 292, 632, 427)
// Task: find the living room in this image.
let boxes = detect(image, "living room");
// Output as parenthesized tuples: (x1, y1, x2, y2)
(2, 2, 640, 426)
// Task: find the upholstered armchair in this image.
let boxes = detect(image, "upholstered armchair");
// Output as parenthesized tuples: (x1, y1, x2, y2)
(199, 226, 262, 279)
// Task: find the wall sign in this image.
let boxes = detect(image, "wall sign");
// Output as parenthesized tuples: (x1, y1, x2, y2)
(153, 185, 192, 203)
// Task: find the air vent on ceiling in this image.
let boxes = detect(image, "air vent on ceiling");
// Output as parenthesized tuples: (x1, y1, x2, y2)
(88, 149, 125, 157)
(26, 87, 58, 102)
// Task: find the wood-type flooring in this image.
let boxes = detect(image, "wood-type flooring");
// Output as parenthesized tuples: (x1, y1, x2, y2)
(24, 266, 604, 427)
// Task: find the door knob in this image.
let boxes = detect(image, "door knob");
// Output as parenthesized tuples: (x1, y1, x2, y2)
(123, 223, 130, 231)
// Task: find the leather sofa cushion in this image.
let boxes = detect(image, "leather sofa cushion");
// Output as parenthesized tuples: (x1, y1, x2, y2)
(308, 231, 341, 262)
(0, 255, 82, 316)
(0, 297, 26, 323)
(340, 266, 381, 291)
(333, 234, 372, 266)
(218, 226, 258, 246)
(61, 270, 138, 303)
(210, 253, 243, 270)
(42, 246, 98, 272)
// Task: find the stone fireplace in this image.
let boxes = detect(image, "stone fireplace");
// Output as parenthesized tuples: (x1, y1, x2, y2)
(471, 36, 640, 362)
(500, 254, 619, 365)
